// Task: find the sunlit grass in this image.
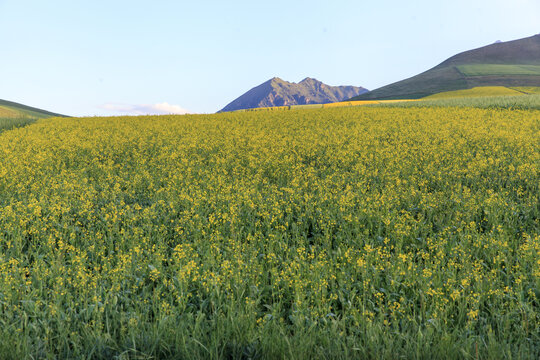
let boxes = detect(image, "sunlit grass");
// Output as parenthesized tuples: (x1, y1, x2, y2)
(457, 64, 540, 76)
(422, 86, 524, 100)
(377, 93, 540, 110)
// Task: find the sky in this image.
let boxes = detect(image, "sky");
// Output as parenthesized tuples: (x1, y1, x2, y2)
(1, 0, 539, 116)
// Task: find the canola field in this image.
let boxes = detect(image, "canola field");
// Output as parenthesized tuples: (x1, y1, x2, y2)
(0, 107, 538, 359)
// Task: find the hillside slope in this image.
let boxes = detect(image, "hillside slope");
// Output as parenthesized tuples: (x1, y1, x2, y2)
(220, 77, 368, 112)
(0, 98, 65, 118)
(352, 35, 540, 100)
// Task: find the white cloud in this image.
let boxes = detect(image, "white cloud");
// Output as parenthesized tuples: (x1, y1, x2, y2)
(102, 102, 190, 115)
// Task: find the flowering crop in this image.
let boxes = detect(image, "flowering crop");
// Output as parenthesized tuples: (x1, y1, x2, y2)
(0, 107, 538, 359)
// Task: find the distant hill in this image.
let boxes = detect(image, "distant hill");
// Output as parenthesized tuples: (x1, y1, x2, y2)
(352, 35, 540, 100)
(0, 98, 65, 119)
(220, 77, 368, 112)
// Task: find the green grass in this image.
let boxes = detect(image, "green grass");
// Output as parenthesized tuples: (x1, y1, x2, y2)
(0, 99, 65, 119)
(352, 66, 469, 100)
(0, 106, 19, 118)
(457, 64, 540, 76)
(423, 86, 524, 100)
(0, 100, 64, 134)
(353, 36, 540, 101)
(376, 94, 540, 110)
(0, 117, 37, 133)
(511, 86, 540, 94)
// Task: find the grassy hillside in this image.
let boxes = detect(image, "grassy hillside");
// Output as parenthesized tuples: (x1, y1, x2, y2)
(423, 86, 524, 99)
(438, 35, 540, 66)
(512, 86, 540, 94)
(0, 107, 19, 118)
(0, 99, 66, 133)
(0, 107, 538, 359)
(0, 98, 65, 119)
(457, 64, 540, 76)
(374, 93, 540, 110)
(353, 35, 540, 100)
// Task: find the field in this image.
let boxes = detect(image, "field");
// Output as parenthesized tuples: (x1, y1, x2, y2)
(0, 106, 538, 359)
(512, 87, 540, 94)
(380, 93, 540, 110)
(234, 100, 417, 112)
(0, 117, 37, 133)
(0, 106, 19, 118)
(422, 86, 524, 100)
(0, 99, 65, 119)
(457, 64, 540, 77)
(0, 100, 65, 133)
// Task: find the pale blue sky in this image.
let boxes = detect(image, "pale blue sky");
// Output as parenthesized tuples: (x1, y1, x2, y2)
(1, 0, 539, 116)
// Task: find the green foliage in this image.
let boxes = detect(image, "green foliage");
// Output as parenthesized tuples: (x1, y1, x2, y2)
(0, 107, 538, 359)
(423, 86, 524, 100)
(457, 64, 540, 76)
(511, 86, 540, 94)
(378, 94, 540, 110)
(0, 117, 37, 133)
(0, 99, 65, 119)
(0, 106, 18, 118)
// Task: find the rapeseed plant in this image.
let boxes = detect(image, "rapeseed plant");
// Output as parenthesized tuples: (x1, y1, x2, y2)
(0, 106, 537, 359)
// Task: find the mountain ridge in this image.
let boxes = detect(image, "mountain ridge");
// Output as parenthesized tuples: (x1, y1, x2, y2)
(220, 77, 368, 112)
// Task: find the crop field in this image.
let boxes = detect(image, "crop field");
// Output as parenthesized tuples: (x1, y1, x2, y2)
(512, 87, 540, 94)
(0, 107, 18, 118)
(423, 86, 524, 100)
(0, 117, 37, 133)
(457, 64, 540, 77)
(235, 99, 417, 112)
(0, 107, 538, 359)
(381, 93, 540, 110)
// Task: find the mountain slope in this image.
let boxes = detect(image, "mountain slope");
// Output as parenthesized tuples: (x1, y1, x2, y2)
(220, 77, 368, 112)
(0, 99, 65, 119)
(352, 35, 540, 100)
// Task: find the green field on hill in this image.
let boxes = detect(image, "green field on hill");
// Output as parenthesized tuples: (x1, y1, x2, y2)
(457, 64, 540, 76)
(377, 93, 540, 110)
(423, 86, 524, 99)
(0, 100, 65, 133)
(0, 106, 538, 359)
(0, 106, 19, 118)
(353, 35, 540, 101)
(0, 99, 65, 119)
(512, 86, 540, 94)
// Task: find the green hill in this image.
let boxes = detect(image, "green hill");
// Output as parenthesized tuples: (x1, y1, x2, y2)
(422, 86, 525, 99)
(352, 35, 540, 100)
(0, 99, 66, 132)
(0, 98, 65, 119)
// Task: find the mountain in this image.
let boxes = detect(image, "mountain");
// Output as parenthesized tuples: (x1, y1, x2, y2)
(352, 35, 540, 100)
(0, 98, 65, 118)
(220, 77, 368, 112)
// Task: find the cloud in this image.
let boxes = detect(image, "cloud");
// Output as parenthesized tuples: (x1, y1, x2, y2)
(102, 102, 190, 115)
